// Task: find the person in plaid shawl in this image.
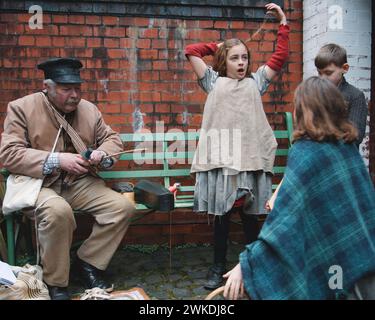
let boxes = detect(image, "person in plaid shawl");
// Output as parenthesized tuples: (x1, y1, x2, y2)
(223, 77, 375, 300)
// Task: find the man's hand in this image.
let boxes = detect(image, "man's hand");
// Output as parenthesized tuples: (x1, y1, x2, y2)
(88, 150, 106, 166)
(223, 263, 245, 300)
(59, 153, 89, 175)
(265, 3, 287, 25)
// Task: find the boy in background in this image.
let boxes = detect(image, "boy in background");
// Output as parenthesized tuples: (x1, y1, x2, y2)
(315, 43, 368, 147)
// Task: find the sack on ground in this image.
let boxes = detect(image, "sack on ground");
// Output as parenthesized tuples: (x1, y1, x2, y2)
(0, 264, 50, 300)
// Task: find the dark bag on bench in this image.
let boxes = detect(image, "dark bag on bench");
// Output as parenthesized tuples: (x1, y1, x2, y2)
(134, 180, 174, 212)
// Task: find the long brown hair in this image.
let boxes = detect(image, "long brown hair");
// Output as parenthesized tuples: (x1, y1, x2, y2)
(212, 39, 251, 77)
(293, 76, 357, 143)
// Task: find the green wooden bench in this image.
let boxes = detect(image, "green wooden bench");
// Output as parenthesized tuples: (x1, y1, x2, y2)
(1, 112, 293, 265)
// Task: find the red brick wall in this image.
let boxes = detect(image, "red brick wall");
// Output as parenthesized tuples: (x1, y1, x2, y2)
(0, 0, 303, 245)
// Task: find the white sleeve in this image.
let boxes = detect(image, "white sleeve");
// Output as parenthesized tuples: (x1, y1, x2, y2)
(197, 66, 219, 94)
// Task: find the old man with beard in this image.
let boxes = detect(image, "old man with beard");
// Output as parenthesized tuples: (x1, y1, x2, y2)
(0, 58, 136, 300)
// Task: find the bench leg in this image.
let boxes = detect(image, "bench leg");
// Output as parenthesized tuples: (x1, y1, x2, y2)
(5, 215, 16, 265)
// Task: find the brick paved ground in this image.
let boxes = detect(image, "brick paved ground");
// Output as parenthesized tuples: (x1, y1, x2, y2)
(69, 242, 244, 300)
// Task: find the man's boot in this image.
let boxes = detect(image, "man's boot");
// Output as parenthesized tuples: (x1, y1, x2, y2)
(72, 257, 113, 292)
(204, 263, 226, 290)
(47, 285, 70, 300)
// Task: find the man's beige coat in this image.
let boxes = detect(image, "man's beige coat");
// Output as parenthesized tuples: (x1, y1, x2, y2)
(0, 92, 123, 186)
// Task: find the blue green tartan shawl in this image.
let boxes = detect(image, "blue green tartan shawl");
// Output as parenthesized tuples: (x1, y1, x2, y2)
(240, 139, 375, 300)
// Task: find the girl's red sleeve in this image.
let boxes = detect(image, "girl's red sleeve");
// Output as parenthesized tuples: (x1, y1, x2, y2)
(265, 24, 290, 72)
(185, 42, 218, 58)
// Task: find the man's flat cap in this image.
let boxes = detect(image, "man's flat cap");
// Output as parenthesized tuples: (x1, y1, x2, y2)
(37, 58, 83, 84)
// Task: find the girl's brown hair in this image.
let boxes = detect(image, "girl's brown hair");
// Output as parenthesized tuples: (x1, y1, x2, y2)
(212, 39, 251, 77)
(293, 76, 357, 143)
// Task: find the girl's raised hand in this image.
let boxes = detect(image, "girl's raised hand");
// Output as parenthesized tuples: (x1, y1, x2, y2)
(265, 3, 287, 25)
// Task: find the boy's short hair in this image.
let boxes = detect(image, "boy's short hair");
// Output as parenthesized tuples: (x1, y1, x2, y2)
(314, 43, 348, 69)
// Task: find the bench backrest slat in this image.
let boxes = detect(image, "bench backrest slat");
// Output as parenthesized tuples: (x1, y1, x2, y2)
(99, 168, 192, 179)
(102, 112, 294, 197)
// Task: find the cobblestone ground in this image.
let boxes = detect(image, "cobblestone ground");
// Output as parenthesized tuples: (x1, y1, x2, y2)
(69, 242, 244, 300)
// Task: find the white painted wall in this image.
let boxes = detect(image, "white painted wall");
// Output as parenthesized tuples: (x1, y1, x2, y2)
(303, 0, 372, 166)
